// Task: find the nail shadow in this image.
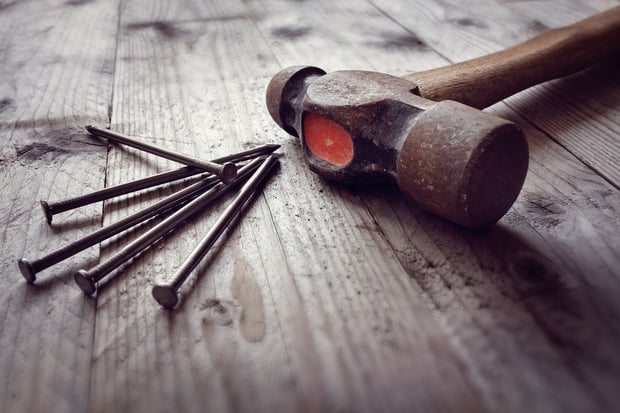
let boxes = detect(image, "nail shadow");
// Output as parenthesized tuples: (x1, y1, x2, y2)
(102, 173, 208, 217)
(26, 253, 101, 293)
(25, 214, 169, 294)
(170, 164, 281, 312)
(167, 198, 241, 311)
(90, 184, 233, 299)
(88, 213, 180, 295)
(93, 238, 164, 295)
(48, 214, 103, 232)
(107, 144, 165, 171)
(99, 128, 203, 174)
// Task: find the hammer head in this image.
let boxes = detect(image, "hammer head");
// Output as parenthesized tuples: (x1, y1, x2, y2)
(266, 66, 529, 229)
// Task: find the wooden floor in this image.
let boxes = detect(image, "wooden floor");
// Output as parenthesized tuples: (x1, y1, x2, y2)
(1, 0, 619, 412)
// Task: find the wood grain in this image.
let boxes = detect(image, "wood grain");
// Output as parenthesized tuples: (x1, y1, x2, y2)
(403, 6, 620, 109)
(84, 1, 486, 412)
(0, 1, 119, 412)
(250, 0, 620, 411)
(375, 0, 620, 186)
(0, 0, 618, 412)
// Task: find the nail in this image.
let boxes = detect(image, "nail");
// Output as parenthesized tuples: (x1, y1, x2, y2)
(40, 167, 200, 224)
(73, 158, 266, 295)
(19, 174, 220, 284)
(86, 126, 238, 184)
(152, 154, 279, 309)
(40, 143, 280, 224)
(211, 144, 280, 164)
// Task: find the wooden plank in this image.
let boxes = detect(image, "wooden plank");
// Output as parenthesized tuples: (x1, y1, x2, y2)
(497, 0, 620, 187)
(247, 0, 620, 411)
(2, 1, 617, 412)
(87, 0, 486, 412)
(254, 3, 618, 411)
(361, 110, 620, 412)
(0, 0, 119, 412)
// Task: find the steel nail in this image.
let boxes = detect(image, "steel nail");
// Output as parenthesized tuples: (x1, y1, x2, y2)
(152, 154, 279, 309)
(19, 174, 220, 284)
(86, 126, 238, 184)
(40, 166, 200, 224)
(73, 157, 266, 295)
(40, 143, 280, 224)
(210, 144, 280, 164)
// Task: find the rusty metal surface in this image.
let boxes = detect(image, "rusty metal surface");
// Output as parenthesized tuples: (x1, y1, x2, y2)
(266, 66, 529, 228)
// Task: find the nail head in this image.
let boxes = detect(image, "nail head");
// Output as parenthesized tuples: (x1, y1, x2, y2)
(152, 285, 179, 309)
(74, 270, 97, 296)
(40, 200, 53, 225)
(220, 162, 238, 184)
(18, 259, 37, 284)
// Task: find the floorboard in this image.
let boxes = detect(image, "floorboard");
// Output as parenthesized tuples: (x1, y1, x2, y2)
(0, 1, 618, 412)
(0, 1, 119, 412)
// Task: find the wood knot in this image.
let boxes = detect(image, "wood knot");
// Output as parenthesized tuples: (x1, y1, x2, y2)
(450, 17, 488, 29)
(271, 26, 311, 40)
(201, 298, 235, 326)
(508, 252, 561, 294)
(0, 98, 14, 112)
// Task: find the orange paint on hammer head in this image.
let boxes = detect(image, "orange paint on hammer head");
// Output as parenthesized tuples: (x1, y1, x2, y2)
(303, 112, 354, 166)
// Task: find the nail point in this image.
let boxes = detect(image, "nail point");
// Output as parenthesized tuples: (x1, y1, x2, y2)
(75, 270, 97, 296)
(18, 259, 36, 284)
(40, 200, 53, 225)
(152, 285, 179, 309)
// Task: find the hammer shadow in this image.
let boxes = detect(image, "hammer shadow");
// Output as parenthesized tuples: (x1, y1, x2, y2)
(386, 187, 620, 368)
(469, 224, 620, 352)
(361, 182, 618, 330)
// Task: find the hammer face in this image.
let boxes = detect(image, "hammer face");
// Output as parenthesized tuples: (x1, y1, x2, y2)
(300, 71, 426, 183)
(396, 101, 529, 228)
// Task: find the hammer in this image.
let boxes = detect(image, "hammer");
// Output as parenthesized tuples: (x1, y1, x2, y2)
(266, 6, 620, 229)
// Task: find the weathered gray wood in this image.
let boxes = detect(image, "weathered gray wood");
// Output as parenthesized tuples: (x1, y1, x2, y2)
(362, 112, 620, 412)
(374, 0, 620, 186)
(87, 0, 485, 412)
(1, 0, 619, 412)
(0, 1, 119, 412)
(249, 0, 620, 412)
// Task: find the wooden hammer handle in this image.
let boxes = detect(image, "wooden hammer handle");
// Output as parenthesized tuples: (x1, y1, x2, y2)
(402, 6, 620, 109)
